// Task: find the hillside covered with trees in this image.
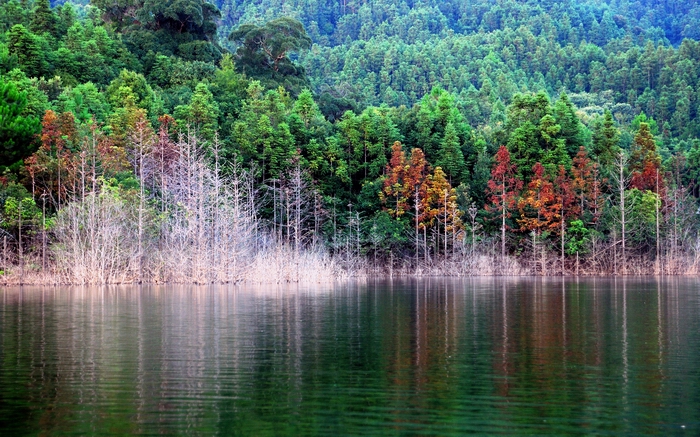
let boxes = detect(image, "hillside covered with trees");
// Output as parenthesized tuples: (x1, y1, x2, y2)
(1, 0, 700, 283)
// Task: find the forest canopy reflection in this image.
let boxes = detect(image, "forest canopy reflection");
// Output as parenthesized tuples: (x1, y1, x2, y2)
(1, 278, 698, 435)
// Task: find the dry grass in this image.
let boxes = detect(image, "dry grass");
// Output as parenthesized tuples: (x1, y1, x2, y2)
(246, 246, 347, 284)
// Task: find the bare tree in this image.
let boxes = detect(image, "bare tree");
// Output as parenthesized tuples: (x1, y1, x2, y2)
(611, 151, 630, 275)
(128, 117, 155, 283)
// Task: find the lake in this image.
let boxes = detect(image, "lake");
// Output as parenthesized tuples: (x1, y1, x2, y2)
(1, 278, 699, 435)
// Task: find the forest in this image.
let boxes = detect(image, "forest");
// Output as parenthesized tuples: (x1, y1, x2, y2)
(2, 0, 700, 283)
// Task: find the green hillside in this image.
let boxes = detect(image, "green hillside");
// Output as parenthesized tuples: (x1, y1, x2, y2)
(0, 0, 699, 280)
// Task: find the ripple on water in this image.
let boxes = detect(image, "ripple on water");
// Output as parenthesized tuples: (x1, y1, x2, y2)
(1, 279, 700, 436)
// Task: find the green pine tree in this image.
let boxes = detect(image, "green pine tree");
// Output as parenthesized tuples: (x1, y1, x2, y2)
(29, 0, 56, 37)
(436, 121, 466, 184)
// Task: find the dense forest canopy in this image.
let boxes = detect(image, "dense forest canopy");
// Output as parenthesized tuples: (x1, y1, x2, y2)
(1, 0, 700, 282)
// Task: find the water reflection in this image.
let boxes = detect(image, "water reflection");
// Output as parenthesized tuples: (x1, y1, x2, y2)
(1, 279, 699, 435)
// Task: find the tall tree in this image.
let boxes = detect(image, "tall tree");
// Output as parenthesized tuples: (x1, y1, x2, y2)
(381, 141, 409, 219)
(7, 24, 46, 78)
(174, 82, 219, 142)
(571, 147, 594, 219)
(436, 121, 466, 184)
(518, 162, 556, 236)
(629, 122, 662, 193)
(486, 145, 522, 260)
(553, 165, 577, 274)
(229, 17, 311, 93)
(92, 0, 143, 31)
(29, 0, 56, 37)
(0, 79, 40, 167)
(591, 110, 620, 169)
(553, 92, 586, 157)
(24, 110, 77, 208)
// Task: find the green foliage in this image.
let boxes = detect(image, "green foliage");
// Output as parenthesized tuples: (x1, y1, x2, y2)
(236, 1, 700, 142)
(506, 92, 570, 179)
(0, 78, 40, 166)
(565, 219, 590, 255)
(365, 210, 409, 256)
(56, 19, 139, 85)
(403, 87, 472, 168)
(2, 196, 41, 234)
(631, 112, 659, 136)
(92, 0, 142, 31)
(231, 83, 297, 178)
(106, 69, 156, 114)
(436, 121, 466, 184)
(56, 82, 111, 123)
(229, 17, 311, 95)
(685, 139, 700, 195)
(174, 81, 219, 142)
(337, 106, 400, 187)
(148, 54, 216, 89)
(95, 0, 222, 63)
(0, 1, 29, 33)
(7, 24, 48, 78)
(0, 180, 31, 207)
(591, 111, 620, 169)
(2, 69, 50, 120)
(29, 0, 57, 37)
(625, 188, 660, 249)
(553, 92, 588, 157)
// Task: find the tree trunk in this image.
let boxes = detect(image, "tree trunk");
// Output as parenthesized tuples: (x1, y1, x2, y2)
(561, 204, 565, 276)
(415, 187, 419, 269)
(501, 177, 506, 262)
(655, 168, 660, 275)
(18, 201, 23, 284)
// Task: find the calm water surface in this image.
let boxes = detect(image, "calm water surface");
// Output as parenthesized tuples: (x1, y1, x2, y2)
(1, 278, 699, 435)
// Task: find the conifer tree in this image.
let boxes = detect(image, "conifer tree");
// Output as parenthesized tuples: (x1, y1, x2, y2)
(174, 82, 220, 143)
(436, 121, 465, 185)
(518, 162, 556, 235)
(591, 110, 620, 169)
(486, 145, 522, 259)
(381, 141, 409, 218)
(29, 0, 56, 37)
(629, 122, 662, 193)
(7, 24, 45, 78)
(0, 79, 40, 166)
(553, 92, 586, 157)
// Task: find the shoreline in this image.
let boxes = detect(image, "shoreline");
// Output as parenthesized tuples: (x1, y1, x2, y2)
(3, 268, 700, 287)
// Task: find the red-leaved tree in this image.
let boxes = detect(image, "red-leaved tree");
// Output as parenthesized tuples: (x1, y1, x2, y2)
(486, 145, 522, 259)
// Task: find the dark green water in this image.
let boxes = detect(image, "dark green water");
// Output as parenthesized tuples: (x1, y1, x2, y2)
(1, 278, 699, 436)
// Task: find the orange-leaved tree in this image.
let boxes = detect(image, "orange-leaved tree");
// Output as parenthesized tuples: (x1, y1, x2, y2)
(518, 162, 556, 236)
(418, 166, 460, 259)
(408, 147, 429, 258)
(381, 141, 410, 218)
(380, 143, 432, 260)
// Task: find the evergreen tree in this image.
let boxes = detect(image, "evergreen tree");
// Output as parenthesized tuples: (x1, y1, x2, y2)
(629, 122, 662, 193)
(0, 79, 40, 166)
(436, 121, 465, 184)
(7, 24, 45, 78)
(591, 110, 620, 170)
(553, 92, 586, 157)
(174, 82, 219, 142)
(29, 0, 57, 37)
